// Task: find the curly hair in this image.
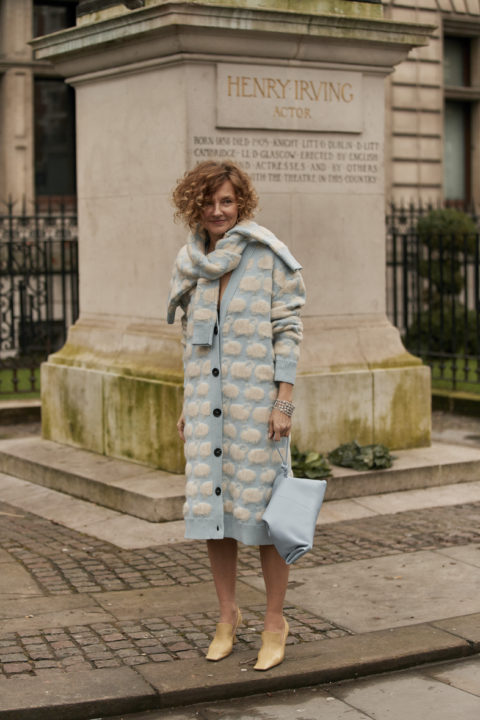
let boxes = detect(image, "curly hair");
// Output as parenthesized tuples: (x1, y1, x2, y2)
(172, 160, 258, 229)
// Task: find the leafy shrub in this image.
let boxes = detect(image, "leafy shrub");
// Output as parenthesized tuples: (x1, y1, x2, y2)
(405, 306, 478, 355)
(291, 442, 395, 477)
(417, 209, 477, 253)
(291, 445, 331, 479)
(406, 209, 479, 355)
(328, 441, 394, 471)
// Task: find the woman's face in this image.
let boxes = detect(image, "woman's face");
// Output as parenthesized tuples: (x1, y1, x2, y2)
(201, 179, 239, 245)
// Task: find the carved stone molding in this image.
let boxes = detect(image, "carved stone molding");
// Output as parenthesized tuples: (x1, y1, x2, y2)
(77, 0, 144, 17)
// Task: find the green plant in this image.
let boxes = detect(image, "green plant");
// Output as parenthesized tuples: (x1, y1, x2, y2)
(291, 445, 332, 479)
(405, 306, 478, 355)
(407, 209, 479, 356)
(416, 209, 477, 301)
(417, 209, 477, 252)
(328, 441, 394, 471)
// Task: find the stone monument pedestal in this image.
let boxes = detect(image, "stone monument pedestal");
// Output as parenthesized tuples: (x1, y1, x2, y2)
(34, 1, 433, 473)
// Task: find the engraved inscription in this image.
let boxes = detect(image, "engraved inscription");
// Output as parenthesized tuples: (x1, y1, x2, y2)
(217, 64, 362, 134)
(191, 134, 381, 191)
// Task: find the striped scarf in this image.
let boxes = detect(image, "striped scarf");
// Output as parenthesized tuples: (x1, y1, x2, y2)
(167, 220, 301, 346)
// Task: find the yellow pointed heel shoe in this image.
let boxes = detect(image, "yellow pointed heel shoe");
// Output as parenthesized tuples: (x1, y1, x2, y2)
(253, 619, 289, 671)
(206, 609, 242, 661)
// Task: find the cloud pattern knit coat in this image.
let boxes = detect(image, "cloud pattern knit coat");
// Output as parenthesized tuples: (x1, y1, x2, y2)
(168, 221, 306, 545)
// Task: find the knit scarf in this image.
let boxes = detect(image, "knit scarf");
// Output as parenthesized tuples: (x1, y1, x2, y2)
(167, 220, 301, 346)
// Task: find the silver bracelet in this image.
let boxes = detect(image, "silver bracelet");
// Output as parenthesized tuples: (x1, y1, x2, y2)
(273, 399, 295, 417)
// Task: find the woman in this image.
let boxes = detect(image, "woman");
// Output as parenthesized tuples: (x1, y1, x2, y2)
(167, 160, 305, 671)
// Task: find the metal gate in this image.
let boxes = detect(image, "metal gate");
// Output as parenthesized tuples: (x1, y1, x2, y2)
(0, 200, 79, 394)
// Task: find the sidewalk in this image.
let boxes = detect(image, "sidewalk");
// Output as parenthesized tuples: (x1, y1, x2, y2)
(0, 413, 480, 719)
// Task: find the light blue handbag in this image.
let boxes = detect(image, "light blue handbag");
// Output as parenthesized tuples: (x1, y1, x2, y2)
(262, 437, 327, 565)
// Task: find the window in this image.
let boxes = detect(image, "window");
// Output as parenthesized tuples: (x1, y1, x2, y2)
(443, 34, 480, 207)
(33, 1, 77, 38)
(34, 79, 76, 199)
(444, 37, 470, 86)
(33, 2, 77, 202)
(444, 101, 470, 202)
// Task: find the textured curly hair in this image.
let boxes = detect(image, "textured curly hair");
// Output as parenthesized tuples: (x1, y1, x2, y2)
(172, 160, 258, 229)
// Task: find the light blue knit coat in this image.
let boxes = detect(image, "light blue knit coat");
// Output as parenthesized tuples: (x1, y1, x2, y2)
(167, 221, 306, 545)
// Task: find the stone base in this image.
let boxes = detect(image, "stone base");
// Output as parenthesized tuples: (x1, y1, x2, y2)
(41, 359, 431, 474)
(293, 364, 431, 453)
(41, 313, 431, 472)
(41, 362, 185, 473)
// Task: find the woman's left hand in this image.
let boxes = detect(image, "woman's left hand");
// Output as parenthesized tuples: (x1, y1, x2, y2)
(268, 408, 291, 441)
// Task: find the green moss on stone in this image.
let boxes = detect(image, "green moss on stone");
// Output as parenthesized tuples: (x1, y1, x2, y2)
(373, 370, 431, 450)
(42, 360, 186, 472)
(48, 340, 184, 384)
(186, 0, 383, 19)
(79, 0, 384, 24)
(368, 351, 423, 369)
(103, 373, 185, 473)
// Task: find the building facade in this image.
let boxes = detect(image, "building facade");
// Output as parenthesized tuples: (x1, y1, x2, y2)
(0, 0, 77, 206)
(384, 0, 480, 209)
(0, 0, 479, 210)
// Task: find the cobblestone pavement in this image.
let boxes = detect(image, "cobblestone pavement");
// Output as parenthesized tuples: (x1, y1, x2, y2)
(1, 498, 480, 679)
(1, 414, 480, 684)
(0, 606, 350, 678)
(2, 500, 480, 595)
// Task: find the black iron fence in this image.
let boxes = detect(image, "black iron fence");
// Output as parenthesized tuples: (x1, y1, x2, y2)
(387, 202, 480, 391)
(0, 199, 79, 395)
(1, 198, 479, 396)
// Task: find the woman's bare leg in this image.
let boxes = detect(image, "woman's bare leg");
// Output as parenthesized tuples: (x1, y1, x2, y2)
(206, 538, 238, 625)
(259, 544, 289, 631)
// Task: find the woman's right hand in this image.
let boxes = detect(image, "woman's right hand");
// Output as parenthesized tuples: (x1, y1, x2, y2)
(176, 411, 186, 443)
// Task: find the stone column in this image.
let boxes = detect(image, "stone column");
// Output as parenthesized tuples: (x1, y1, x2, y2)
(34, 0, 434, 472)
(0, 0, 35, 203)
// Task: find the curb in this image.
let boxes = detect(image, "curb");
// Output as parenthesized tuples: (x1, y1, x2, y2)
(0, 400, 41, 425)
(2, 437, 480, 524)
(1, 614, 478, 720)
(433, 390, 480, 417)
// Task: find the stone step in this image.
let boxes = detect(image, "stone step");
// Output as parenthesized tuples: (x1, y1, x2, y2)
(0, 437, 479, 523)
(0, 437, 185, 523)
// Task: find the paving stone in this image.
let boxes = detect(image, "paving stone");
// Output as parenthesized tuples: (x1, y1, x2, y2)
(124, 656, 149, 666)
(3, 499, 480, 597)
(107, 640, 133, 650)
(0, 603, 349, 677)
(331, 671, 480, 720)
(0, 667, 157, 717)
(0, 653, 28, 662)
(34, 658, 61, 667)
(3, 662, 32, 674)
(94, 658, 122, 668)
(1, 492, 480, 685)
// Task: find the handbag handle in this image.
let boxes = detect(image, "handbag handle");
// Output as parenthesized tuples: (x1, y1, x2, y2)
(274, 437, 290, 477)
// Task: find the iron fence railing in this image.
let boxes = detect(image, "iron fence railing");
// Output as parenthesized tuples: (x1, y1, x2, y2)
(0, 199, 79, 395)
(1, 197, 479, 395)
(386, 203, 480, 391)
(386, 200, 480, 236)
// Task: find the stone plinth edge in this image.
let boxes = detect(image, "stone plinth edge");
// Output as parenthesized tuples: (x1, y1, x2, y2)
(31, 1, 435, 81)
(41, 362, 185, 473)
(0, 436, 186, 521)
(0, 437, 479, 521)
